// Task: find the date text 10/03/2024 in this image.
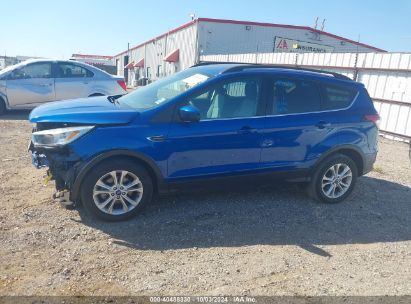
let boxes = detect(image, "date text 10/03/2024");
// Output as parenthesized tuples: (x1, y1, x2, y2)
(149, 296, 257, 303)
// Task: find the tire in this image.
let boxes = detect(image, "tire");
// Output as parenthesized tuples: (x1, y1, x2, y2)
(0, 98, 6, 115)
(307, 154, 358, 204)
(80, 158, 153, 221)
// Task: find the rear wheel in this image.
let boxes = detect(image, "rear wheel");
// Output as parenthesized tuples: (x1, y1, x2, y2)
(307, 154, 358, 204)
(81, 159, 153, 221)
(0, 98, 6, 115)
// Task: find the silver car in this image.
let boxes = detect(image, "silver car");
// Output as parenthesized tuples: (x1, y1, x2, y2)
(0, 59, 127, 114)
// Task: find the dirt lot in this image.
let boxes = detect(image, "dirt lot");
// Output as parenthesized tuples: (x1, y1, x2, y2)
(0, 112, 410, 296)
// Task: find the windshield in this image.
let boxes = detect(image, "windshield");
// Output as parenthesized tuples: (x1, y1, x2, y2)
(118, 68, 212, 110)
(0, 61, 27, 76)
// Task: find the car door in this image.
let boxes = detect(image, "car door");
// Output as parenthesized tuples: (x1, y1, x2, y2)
(6, 62, 55, 108)
(166, 75, 267, 180)
(54, 62, 94, 100)
(260, 76, 336, 171)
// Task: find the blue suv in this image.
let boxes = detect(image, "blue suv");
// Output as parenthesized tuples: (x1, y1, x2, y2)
(29, 64, 379, 221)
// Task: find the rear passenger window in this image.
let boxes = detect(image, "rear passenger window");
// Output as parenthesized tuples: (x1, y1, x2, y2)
(271, 79, 321, 115)
(56, 63, 94, 78)
(322, 85, 357, 110)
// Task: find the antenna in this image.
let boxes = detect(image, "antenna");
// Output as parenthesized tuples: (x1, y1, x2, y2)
(320, 19, 326, 31)
(314, 17, 319, 30)
(189, 13, 196, 20)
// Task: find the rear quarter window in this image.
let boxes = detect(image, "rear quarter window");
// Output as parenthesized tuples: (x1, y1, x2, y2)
(322, 85, 357, 110)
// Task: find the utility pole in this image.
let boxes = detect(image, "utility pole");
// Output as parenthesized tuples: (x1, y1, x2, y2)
(127, 42, 130, 85)
(353, 34, 361, 81)
(320, 19, 326, 31)
(314, 17, 319, 30)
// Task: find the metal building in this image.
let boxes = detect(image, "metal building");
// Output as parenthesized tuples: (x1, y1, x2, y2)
(70, 53, 117, 75)
(112, 18, 385, 86)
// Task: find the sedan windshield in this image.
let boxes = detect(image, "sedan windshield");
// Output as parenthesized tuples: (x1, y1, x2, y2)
(0, 62, 25, 79)
(118, 68, 212, 110)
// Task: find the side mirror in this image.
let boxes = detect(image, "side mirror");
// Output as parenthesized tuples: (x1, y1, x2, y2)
(179, 105, 200, 122)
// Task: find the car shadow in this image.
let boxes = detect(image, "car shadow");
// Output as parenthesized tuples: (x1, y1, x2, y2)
(0, 110, 31, 120)
(77, 176, 411, 254)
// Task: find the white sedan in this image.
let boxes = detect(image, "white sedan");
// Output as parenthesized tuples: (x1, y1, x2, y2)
(0, 59, 127, 114)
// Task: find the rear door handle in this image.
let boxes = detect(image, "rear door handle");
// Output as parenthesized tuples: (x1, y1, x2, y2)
(237, 126, 257, 134)
(315, 121, 331, 129)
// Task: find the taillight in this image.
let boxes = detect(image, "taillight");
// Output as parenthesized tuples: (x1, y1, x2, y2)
(117, 80, 127, 91)
(365, 114, 381, 128)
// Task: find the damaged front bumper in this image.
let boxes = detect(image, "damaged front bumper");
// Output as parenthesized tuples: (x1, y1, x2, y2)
(31, 151, 49, 169)
(29, 141, 83, 207)
(53, 190, 75, 207)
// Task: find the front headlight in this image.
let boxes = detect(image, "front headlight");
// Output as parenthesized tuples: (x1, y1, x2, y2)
(32, 126, 94, 147)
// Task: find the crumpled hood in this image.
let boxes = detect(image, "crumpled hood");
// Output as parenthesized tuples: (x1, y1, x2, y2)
(29, 96, 139, 124)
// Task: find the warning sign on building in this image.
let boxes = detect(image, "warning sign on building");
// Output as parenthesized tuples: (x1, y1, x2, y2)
(274, 36, 334, 53)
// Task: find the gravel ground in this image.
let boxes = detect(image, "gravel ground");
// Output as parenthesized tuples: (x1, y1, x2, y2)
(0, 112, 410, 296)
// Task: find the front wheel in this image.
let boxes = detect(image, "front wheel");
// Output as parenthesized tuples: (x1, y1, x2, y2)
(307, 154, 358, 204)
(80, 159, 153, 221)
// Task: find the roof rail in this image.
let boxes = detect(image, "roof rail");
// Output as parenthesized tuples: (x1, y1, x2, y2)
(194, 61, 353, 81)
(224, 64, 353, 81)
(192, 61, 246, 67)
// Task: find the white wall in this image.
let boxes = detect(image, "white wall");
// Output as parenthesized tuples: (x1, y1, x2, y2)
(165, 24, 198, 74)
(113, 22, 198, 85)
(198, 21, 378, 55)
(112, 19, 382, 86)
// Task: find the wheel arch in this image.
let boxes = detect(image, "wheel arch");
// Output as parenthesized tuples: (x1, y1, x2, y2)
(70, 150, 165, 202)
(0, 93, 9, 107)
(312, 145, 365, 176)
(0, 94, 7, 114)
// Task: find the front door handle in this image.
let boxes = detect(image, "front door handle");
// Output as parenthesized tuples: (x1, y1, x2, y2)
(316, 121, 331, 129)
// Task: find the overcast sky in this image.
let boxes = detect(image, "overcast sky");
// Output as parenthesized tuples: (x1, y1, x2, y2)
(1, 0, 410, 58)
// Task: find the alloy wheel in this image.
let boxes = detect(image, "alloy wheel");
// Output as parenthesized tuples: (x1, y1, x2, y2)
(321, 163, 353, 199)
(92, 170, 143, 215)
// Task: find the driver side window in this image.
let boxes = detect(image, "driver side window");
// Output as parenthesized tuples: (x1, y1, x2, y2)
(10, 63, 52, 80)
(187, 77, 262, 120)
